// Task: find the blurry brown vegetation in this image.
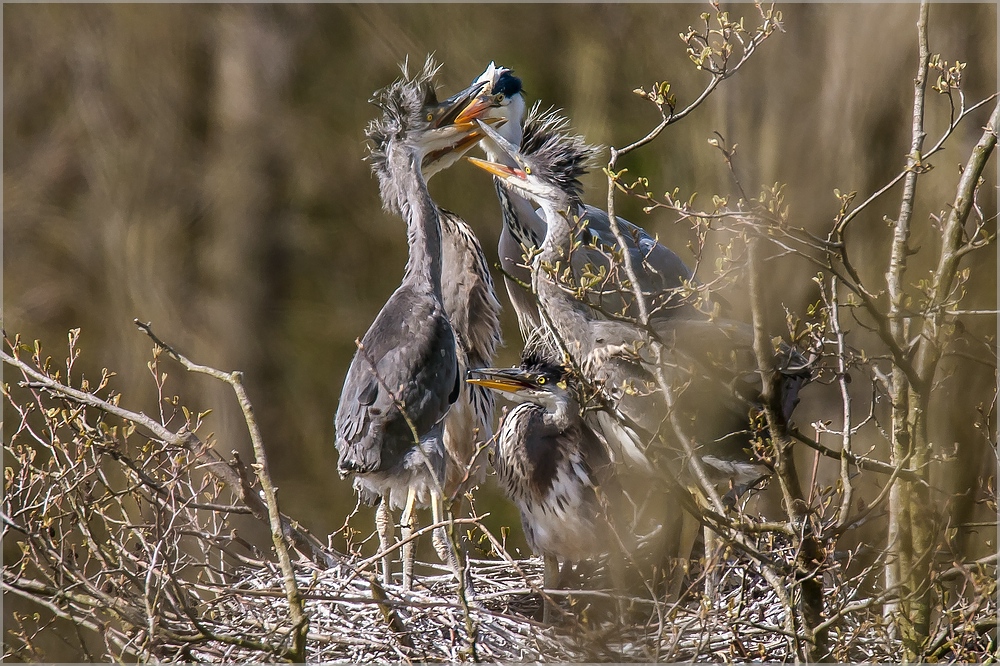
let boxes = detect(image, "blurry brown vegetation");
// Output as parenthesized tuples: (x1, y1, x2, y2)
(3, 3, 997, 661)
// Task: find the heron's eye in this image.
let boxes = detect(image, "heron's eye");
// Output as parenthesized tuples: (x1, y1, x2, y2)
(495, 93, 505, 103)
(426, 113, 434, 122)
(536, 376, 546, 385)
(523, 166, 532, 175)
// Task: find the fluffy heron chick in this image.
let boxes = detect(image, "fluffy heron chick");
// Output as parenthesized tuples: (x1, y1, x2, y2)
(468, 349, 622, 621)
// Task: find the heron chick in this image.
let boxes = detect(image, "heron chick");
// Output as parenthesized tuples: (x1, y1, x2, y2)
(468, 348, 622, 622)
(466, 114, 814, 596)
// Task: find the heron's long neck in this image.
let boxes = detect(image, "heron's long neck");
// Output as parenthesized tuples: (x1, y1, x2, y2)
(533, 199, 596, 352)
(485, 135, 544, 249)
(389, 146, 443, 294)
(494, 180, 543, 249)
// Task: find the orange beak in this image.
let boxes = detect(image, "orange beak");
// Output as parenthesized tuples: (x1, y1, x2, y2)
(466, 156, 523, 180)
(454, 93, 497, 125)
(466, 372, 529, 394)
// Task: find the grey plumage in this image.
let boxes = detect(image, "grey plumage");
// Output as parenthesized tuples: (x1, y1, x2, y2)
(468, 344, 621, 621)
(335, 58, 502, 594)
(435, 208, 503, 492)
(367, 60, 502, 496)
(465, 63, 700, 340)
(471, 351, 615, 562)
(468, 115, 813, 495)
(335, 58, 460, 510)
(436, 207, 503, 491)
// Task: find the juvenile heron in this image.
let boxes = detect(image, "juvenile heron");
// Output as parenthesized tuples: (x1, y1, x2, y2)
(336, 58, 496, 591)
(467, 116, 812, 585)
(467, 346, 620, 622)
(457, 63, 701, 341)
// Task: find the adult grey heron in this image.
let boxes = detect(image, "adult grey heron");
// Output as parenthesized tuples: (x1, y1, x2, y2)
(336, 58, 499, 591)
(466, 114, 811, 524)
(456, 63, 702, 341)
(467, 345, 621, 622)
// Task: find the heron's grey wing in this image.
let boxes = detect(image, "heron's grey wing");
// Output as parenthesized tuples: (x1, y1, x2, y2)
(541, 204, 696, 321)
(335, 360, 380, 461)
(438, 209, 502, 485)
(580, 205, 694, 288)
(367, 291, 458, 433)
(497, 215, 543, 340)
(579, 205, 696, 314)
(438, 210, 503, 369)
(335, 286, 457, 473)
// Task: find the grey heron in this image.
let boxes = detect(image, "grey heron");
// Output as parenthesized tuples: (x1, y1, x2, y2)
(336, 58, 497, 592)
(456, 63, 702, 342)
(466, 115, 812, 586)
(467, 345, 622, 622)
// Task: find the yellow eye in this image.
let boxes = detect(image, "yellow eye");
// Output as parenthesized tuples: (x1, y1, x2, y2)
(495, 93, 506, 103)
(523, 166, 532, 175)
(536, 376, 546, 385)
(426, 113, 434, 122)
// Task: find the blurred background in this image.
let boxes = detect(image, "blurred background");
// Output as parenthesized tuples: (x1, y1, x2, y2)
(4, 3, 996, 562)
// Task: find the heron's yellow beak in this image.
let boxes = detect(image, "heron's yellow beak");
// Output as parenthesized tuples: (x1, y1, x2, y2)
(466, 376, 524, 394)
(466, 368, 532, 393)
(432, 81, 490, 128)
(466, 156, 521, 180)
(454, 93, 497, 125)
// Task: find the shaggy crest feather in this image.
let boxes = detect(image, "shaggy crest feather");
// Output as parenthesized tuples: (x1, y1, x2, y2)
(517, 352, 567, 385)
(518, 103, 600, 203)
(364, 56, 442, 212)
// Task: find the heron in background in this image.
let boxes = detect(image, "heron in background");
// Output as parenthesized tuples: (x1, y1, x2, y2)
(336, 58, 498, 592)
(467, 114, 812, 590)
(456, 63, 703, 342)
(467, 340, 623, 623)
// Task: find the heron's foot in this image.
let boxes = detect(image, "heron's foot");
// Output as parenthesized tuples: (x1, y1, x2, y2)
(432, 525, 479, 604)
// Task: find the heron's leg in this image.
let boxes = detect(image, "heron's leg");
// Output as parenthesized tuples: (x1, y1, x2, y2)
(703, 525, 720, 598)
(431, 491, 477, 603)
(542, 554, 560, 624)
(557, 559, 576, 588)
(375, 494, 394, 587)
(667, 509, 702, 601)
(400, 487, 418, 592)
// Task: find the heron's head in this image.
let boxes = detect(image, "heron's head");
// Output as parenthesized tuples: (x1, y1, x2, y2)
(466, 114, 597, 210)
(467, 354, 571, 411)
(366, 56, 504, 184)
(455, 62, 526, 155)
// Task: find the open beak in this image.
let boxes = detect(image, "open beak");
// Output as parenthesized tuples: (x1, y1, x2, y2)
(422, 117, 507, 169)
(466, 368, 530, 394)
(473, 117, 522, 159)
(435, 81, 491, 128)
(454, 92, 497, 125)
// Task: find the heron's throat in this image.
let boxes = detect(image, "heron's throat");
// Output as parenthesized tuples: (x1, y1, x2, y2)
(542, 395, 575, 433)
